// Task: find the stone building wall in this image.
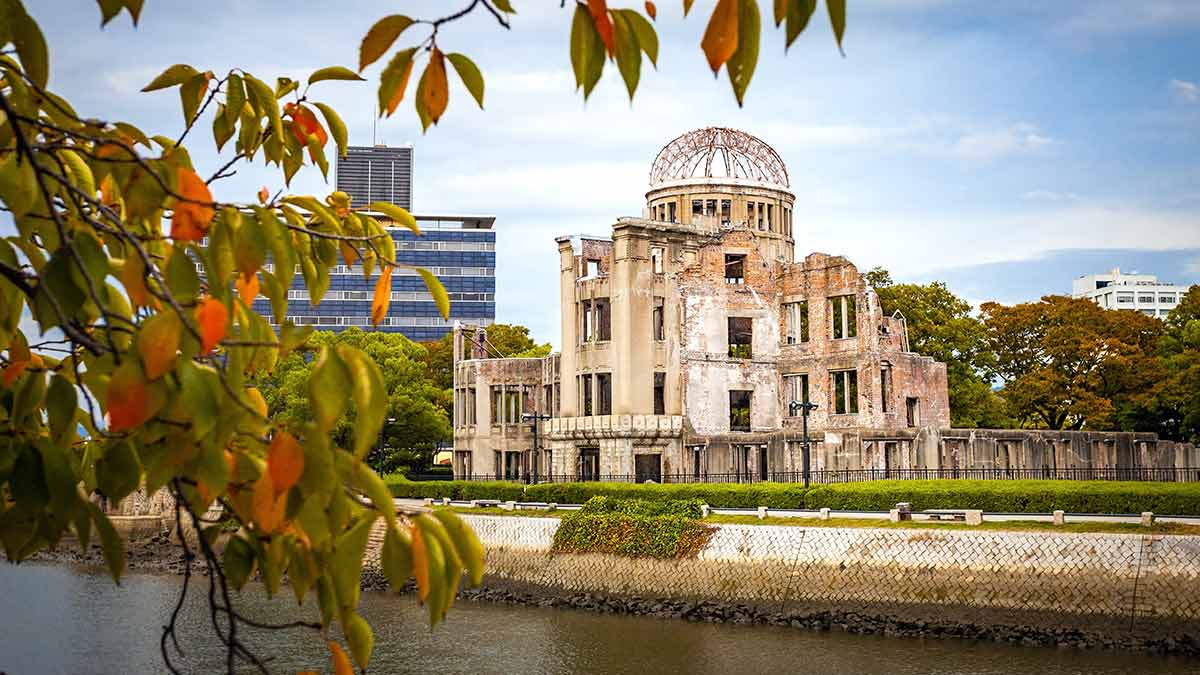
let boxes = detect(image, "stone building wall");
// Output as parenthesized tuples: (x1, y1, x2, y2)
(375, 514, 1200, 641)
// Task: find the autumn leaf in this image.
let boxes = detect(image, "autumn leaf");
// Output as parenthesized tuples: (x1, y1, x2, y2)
(285, 103, 329, 161)
(588, 0, 616, 56)
(2, 332, 32, 388)
(267, 431, 305, 495)
(257, 186, 269, 204)
(170, 167, 215, 241)
(329, 641, 354, 675)
(236, 272, 260, 305)
(107, 360, 154, 432)
(379, 48, 417, 118)
(701, 0, 739, 74)
(359, 15, 414, 71)
(251, 469, 287, 534)
(120, 253, 156, 308)
(195, 297, 228, 354)
(645, 1, 657, 20)
(416, 49, 449, 131)
(371, 266, 392, 326)
(411, 525, 430, 602)
(137, 311, 181, 380)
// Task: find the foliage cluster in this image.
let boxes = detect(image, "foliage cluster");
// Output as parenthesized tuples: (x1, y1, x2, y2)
(386, 475, 526, 502)
(392, 478, 1200, 516)
(868, 269, 1200, 441)
(553, 497, 714, 559)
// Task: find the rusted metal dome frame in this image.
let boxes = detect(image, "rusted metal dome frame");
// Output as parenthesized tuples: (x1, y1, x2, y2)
(649, 127, 789, 188)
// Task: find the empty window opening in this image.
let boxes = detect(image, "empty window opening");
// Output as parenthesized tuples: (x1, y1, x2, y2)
(725, 254, 745, 284)
(746, 201, 755, 226)
(650, 246, 664, 274)
(880, 366, 893, 413)
(578, 447, 600, 481)
(586, 258, 601, 277)
(494, 450, 502, 480)
(654, 372, 666, 415)
(581, 374, 593, 416)
(490, 386, 503, 424)
(766, 204, 774, 232)
(504, 451, 522, 480)
(692, 199, 703, 216)
(758, 445, 768, 481)
(906, 397, 919, 427)
(730, 390, 752, 431)
(594, 298, 611, 341)
(581, 301, 593, 342)
(705, 199, 717, 217)
(728, 317, 753, 359)
(502, 389, 522, 424)
(832, 370, 859, 415)
(784, 301, 809, 344)
(757, 203, 765, 230)
(668, 202, 677, 222)
(720, 199, 731, 225)
(830, 295, 857, 339)
(596, 372, 612, 416)
(784, 374, 809, 412)
(652, 296, 665, 341)
(690, 445, 705, 480)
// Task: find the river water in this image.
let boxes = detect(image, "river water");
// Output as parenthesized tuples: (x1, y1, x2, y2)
(1, 563, 1197, 674)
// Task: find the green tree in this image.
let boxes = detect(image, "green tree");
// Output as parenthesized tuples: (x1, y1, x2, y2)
(1145, 287, 1200, 442)
(980, 296, 1163, 430)
(867, 269, 1006, 428)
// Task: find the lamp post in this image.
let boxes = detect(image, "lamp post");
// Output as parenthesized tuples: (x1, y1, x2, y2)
(522, 411, 553, 484)
(788, 400, 819, 488)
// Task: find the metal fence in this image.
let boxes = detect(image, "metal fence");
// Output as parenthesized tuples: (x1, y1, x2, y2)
(442, 467, 1200, 485)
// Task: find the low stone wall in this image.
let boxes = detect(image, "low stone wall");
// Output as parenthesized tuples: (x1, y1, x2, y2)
(378, 515, 1200, 642)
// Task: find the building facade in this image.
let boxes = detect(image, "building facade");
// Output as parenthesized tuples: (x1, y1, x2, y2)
(452, 128, 1197, 482)
(1072, 268, 1192, 319)
(335, 145, 414, 210)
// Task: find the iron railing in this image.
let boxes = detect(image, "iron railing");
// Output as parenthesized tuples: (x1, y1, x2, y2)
(444, 467, 1200, 484)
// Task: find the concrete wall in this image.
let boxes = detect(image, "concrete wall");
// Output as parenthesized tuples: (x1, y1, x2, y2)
(383, 514, 1200, 640)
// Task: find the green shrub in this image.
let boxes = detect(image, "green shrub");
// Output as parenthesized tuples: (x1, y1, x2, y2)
(384, 476, 524, 501)
(524, 481, 809, 509)
(552, 510, 714, 559)
(803, 480, 1200, 515)
(578, 496, 706, 518)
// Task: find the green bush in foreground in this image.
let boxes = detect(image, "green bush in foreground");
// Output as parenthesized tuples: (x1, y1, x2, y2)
(387, 477, 1200, 515)
(553, 498, 714, 559)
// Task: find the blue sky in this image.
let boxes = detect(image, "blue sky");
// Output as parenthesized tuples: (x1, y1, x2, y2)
(25, 0, 1200, 345)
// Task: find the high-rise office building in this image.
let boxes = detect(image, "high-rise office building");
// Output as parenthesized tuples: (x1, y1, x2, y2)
(252, 144, 497, 342)
(1071, 268, 1192, 319)
(335, 145, 413, 209)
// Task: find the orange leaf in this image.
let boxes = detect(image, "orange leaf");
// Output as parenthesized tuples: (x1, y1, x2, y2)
(285, 103, 328, 160)
(411, 525, 429, 602)
(246, 387, 268, 418)
(170, 167, 215, 242)
(340, 241, 360, 267)
(2, 333, 31, 388)
(588, 0, 616, 56)
(236, 272, 260, 305)
(267, 431, 305, 495)
(645, 0, 657, 20)
(106, 361, 153, 432)
(251, 469, 287, 534)
(419, 49, 449, 128)
(371, 267, 393, 326)
(257, 186, 269, 204)
(194, 297, 228, 354)
(386, 56, 415, 116)
(121, 253, 157, 309)
(137, 312, 181, 380)
(329, 641, 354, 675)
(701, 0, 739, 73)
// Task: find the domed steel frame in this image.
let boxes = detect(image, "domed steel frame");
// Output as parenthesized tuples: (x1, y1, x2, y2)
(649, 127, 789, 188)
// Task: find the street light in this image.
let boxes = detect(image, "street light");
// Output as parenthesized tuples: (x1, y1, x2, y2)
(522, 411, 553, 484)
(788, 400, 819, 488)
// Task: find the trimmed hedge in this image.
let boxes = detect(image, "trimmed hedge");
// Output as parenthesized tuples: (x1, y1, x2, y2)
(553, 498, 715, 559)
(386, 477, 1200, 516)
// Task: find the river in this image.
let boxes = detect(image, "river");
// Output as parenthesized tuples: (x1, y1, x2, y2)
(1, 563, 1197, 674)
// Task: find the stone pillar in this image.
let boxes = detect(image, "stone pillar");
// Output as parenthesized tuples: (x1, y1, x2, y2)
(611, 229, 652, 414)
(557, 238, 579, 417)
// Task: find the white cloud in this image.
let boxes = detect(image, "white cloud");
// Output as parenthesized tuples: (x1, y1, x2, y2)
(1169, 78, 1199, 102)
(1021, 190, 1081, 202)
(1059, 1, 1200, 36)
(948, 124, 1055, 162)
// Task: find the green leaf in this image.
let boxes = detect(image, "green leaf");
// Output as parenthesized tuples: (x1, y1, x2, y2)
(223, 534, 257, 591)
(726, 0, 761, 107)
(224, 73, 245, 126)
(164, 245, 200, 302)
(334, 346, 387, 460)
(39, 439, 78, 521)
(234, 209, 267, 278)
(313, 102, 348, 158)
(349, 459, 397, 530)
(178, 361, 221, 440)
(492, 0, 515, 13)
(58, 149, 96, 201)
(5, 0, 49, 88)
(279, 321, 313, 359)
(786, 0, 817, 49)
(827, 0, 845, 55)
(305, 134, 329, 178)
(288, 545, 316, 604)
(95, 440, 141, 504)
(46, 373, 78, 445)
(308, 66, 366, 85)
(414, 267, 450, 320)
(343, 611, 374, 669)
(212, 105, 234, 150)
(90, 503, 126, 583)
(445, 53, 484, 109)
(142, 63, 199, 92)
(363, 201, 418, 234)
(617, 9, 658, 67)
(359, 15, 414, 71)
(308, 347, 351, 432)
(243, 74, 283, 148)
(274, 76, 299, 99)
(331, 515, 376, 613)
(611, 11, 642, 100)
(11, 361, 45, 422)
(431, 510, 484, 587)
(381, 526, 413, 592)
(282, 196, 341, 232)
(33, 250, 86, 329)
(179, 72, 210, 126)
(377, 47, 417, 118)
(0, 152, 38, 219)
(569, 4, 605, 100)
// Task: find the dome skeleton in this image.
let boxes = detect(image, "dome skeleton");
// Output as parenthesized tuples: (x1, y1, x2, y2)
(649, 127, 790, 188)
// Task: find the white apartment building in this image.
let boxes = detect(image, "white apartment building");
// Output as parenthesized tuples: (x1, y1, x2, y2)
(1071, 268, 1191, 318)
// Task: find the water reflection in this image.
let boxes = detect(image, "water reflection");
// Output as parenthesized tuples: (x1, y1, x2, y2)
(1, 563, 1197, 674)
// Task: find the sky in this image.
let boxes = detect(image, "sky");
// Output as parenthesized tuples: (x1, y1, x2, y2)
(25, 0, 1200, 346)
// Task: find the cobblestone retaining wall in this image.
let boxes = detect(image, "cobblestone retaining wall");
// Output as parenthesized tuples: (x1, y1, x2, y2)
(371, 515, 1200, 640)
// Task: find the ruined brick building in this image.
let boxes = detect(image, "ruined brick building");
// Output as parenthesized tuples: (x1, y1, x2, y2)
(451, 128, 1197, 482)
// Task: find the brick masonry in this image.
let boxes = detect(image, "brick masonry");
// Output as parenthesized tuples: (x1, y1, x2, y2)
(368, 514, 1200, 641)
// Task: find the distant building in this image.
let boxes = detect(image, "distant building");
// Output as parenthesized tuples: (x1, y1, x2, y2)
(335, 145, 413, 210)
(1071, 268, 1190, 319)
